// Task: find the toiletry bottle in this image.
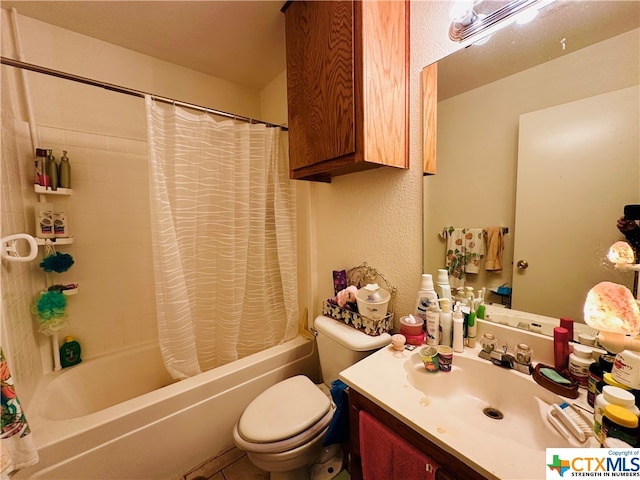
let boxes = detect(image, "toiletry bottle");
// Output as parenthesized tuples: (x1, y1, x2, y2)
(560, 317, 574, 342)
(414, 274, 438, 322)
(425, 303, 440, 346)
(54, 207, 70, 238)
(35, 148, 48, 186)
(464, 286, 474, 306)
(454, 287, 466, 306)
(46, 149, 58, 191)
(435, 269, 452, 301)
(34, 202, 55, 239)
(594, 386, 640, 441)
(553, 327, 570, 371)
(601, 405, 639, 447)
(60, 335, 82, 368)
(467, 310, 477, 348)
(452, 304, 464, 352)
(568, 344, 593, 388)
(588, 362, 604, 407)
(59, 150, 71, 189)
(438, 298, 453, 348)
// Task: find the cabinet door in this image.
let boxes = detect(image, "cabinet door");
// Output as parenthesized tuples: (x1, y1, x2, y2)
(285, 1, 356, 176)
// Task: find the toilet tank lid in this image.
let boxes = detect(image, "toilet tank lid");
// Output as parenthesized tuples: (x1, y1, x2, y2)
(314, 315, 391, 351)
(238, 375, 331, 443)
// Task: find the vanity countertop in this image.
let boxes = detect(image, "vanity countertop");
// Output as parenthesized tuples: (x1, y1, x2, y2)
(339, 343, 595, 480)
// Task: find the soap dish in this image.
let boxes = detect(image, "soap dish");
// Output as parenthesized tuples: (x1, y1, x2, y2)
(532, 363, 579, 399)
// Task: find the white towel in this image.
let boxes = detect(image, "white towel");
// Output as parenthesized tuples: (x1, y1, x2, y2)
(464, 228, 485, 273)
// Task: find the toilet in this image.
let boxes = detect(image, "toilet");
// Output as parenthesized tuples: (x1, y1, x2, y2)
(233, 315, 391, 480)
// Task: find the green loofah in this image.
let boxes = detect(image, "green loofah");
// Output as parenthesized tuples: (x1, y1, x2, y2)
(32, 290, 68, 335)
(40, 252, 74, 273)
(35, 290, 67, 320)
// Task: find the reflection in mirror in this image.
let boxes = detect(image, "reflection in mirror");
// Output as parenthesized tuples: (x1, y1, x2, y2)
(423, 1, 640, 332)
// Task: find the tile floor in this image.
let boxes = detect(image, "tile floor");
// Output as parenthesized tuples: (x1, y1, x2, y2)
(182, 447, 268, 480)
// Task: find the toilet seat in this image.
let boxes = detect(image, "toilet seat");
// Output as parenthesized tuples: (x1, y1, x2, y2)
(234, 375, 334, 454)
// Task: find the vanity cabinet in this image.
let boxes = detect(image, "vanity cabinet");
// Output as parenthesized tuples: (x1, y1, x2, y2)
(348, 388, 489, 480)
(282, 0, 409, 182)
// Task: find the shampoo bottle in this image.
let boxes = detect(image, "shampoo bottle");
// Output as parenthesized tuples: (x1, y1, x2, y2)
(438, 298, 453, 347)
(414, 274, 438, 322)
(425, 303, 440, 346)
(59, 150, 71, 189)
(60, 335, 82, 368)
(46, 149, 58, 191)
(452, 304, 464, 352)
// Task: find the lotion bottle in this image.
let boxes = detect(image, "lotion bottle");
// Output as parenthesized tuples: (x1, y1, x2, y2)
(438, 298, 453, 347)
(414, 274, 438, 322)
(425, 303, 440, 346)
(467, 310, 477, 348)
(452, 304, 464, 352)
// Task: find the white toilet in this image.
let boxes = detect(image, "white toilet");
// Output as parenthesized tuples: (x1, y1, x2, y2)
(233, 315, 391, 480)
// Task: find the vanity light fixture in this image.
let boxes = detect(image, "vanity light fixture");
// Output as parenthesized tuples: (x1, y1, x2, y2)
(449, 0, 557, 43)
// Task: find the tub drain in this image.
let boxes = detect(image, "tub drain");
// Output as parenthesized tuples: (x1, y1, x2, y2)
(483, 407, 504, 420)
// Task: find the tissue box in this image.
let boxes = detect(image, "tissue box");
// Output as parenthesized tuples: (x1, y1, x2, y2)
(322, 301, 393, 336)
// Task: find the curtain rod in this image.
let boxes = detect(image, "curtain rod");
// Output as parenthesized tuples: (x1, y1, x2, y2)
(1, 56, 287, 130)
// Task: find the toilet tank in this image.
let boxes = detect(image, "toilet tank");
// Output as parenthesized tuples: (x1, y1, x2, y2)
(314, 315, 391, 386)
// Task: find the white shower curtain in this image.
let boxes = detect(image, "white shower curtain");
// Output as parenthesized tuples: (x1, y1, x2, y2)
(145, 96, 298, 379)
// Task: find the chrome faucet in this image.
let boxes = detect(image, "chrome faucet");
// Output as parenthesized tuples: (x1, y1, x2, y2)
(490, 343, 515, 369)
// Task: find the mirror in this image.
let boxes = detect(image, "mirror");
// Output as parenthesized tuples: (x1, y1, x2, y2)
(423, 1, 640, 330)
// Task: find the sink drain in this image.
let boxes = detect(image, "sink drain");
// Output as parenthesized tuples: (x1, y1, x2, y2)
(483, 407, 504, 420)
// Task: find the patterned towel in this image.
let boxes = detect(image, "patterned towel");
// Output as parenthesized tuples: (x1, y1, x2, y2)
(443, 226, 466, 288)
(464, 228, 485, 273)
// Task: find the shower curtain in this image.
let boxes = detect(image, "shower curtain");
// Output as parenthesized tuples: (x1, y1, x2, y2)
(145, 96, 298, 379)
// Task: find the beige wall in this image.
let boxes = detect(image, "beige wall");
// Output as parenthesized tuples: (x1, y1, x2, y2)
(1, 3, 462, 400)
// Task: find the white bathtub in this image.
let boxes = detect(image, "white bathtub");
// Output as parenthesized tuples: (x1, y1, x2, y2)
(15, 336, 316, 479)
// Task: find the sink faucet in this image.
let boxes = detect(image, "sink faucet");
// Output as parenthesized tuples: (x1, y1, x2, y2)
(490, 343, 515, 369)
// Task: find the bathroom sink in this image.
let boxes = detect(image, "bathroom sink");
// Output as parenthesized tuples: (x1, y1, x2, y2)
(403, 352, 585, 451)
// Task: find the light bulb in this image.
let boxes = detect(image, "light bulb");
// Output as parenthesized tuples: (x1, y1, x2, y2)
(608, 241, 635, 265)
(583, 281, 640, 336)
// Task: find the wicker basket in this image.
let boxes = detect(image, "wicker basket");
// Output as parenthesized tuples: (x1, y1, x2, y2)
(323, 263, 396, 336)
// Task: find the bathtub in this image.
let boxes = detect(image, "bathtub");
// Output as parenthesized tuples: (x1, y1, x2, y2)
(14, 336, 316, 479)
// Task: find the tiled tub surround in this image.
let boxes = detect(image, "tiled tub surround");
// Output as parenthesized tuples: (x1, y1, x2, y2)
(13, 336, 315, 479)
(340, 318, 599, 479)
(2, 121, 157, 391)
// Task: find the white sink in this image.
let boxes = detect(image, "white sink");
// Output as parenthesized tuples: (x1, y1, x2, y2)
(404, 352, 589, 451)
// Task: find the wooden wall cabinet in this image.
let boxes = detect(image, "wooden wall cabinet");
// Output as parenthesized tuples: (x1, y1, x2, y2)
(282, 0, 410, 182)
(348, 388, 489, 480)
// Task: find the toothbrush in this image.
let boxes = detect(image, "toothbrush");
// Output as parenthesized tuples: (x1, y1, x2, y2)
(547, 402, 593, 443)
